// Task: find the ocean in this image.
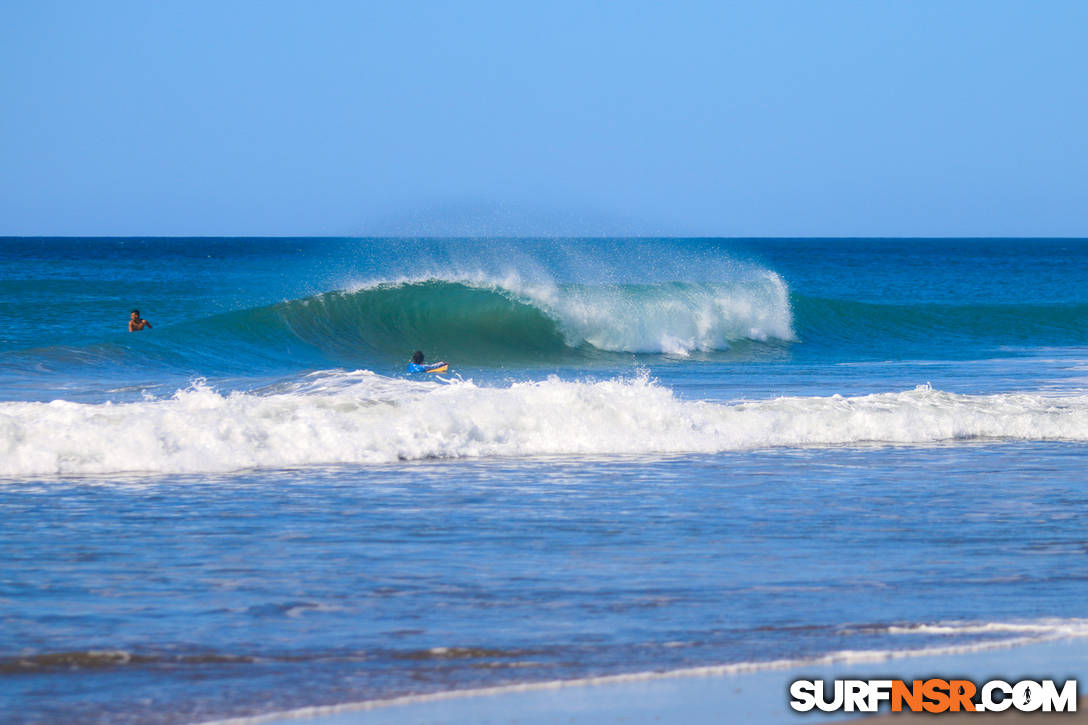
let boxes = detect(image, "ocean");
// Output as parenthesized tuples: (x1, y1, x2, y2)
(2, 237, 1087, 724)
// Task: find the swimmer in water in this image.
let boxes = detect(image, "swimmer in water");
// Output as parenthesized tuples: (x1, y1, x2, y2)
(408, 350, 447, 373)
(128, 309, 152, 332)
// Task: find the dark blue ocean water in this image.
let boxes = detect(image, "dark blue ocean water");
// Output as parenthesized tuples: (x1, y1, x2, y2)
(2, 238, 1087, 724)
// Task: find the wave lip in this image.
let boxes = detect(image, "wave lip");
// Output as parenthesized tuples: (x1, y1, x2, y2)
(502, 271, 795, 355)
(278, 270, 796, 362)
(4, 373, 1088, 477)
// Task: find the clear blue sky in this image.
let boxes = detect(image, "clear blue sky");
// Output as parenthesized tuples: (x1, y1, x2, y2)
(3, 0, 1087, 236)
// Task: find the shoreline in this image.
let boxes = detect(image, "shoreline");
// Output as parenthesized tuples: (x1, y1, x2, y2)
(859, 697, 1087, 722)
(195, 636, 1088, 725)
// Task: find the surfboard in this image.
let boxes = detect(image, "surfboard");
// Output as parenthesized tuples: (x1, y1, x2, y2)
(409, 361, 449, 374)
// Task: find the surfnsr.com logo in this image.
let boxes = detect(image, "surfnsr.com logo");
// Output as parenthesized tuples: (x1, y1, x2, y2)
(789, 678, 1078, 713)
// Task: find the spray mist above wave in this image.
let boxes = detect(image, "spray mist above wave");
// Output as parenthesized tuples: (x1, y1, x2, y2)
(292, 269, 795, 359)
(320, 239, 797, 357)
(5, 372, 1088, 476)
(0, 241, 795, 375)
(0, 265, 794, 384)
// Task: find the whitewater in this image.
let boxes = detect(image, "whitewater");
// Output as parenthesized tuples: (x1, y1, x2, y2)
(6, 374, 1088, 475)
(4, 237, 1088, 725)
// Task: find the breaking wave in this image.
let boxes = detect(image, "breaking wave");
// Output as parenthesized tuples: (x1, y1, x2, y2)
(261, 271, 796, 361)
(4, 372, 1088, 476)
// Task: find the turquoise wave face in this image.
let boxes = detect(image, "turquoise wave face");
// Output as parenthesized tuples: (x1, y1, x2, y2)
(274, 275, 794, 360)
(6, 278, 1088, 386)
(6, 238, 1088, 725)
(275, 281, 573, 363)
(144, 274, 794, 370)
(4, 238, 1088, 388)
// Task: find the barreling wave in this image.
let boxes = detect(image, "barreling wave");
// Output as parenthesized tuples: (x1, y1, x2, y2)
(0, 271, 794, 381)
(275, 272, 795, 360)
(7, 270, 1088, 381)
(5, 372, 1088, 476)
(179, 284, 1088, 365)
(133, 272, 793, 370)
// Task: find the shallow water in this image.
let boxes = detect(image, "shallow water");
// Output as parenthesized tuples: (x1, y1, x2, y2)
(2, 238, 1087, 723)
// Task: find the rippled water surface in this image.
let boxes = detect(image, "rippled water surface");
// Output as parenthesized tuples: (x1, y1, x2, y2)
(2, 238, 1087, 723)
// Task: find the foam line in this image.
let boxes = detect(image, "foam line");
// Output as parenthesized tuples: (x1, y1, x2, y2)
(193, 618, 1088, 725)
(5, 373, 1088, 476)
(315, 271, 796, 356)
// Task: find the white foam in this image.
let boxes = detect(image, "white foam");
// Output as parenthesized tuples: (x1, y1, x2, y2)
(193, 617, 1088, 725)
(539, 273, 794, 353)
(886, 619, 1088, 636)
(345, 269, 795, 353)
(4, 373, 1088, 476)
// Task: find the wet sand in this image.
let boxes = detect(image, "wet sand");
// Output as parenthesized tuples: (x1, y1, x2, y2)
(197, 638, 1087, 725)
(857, 696, 1086, 722)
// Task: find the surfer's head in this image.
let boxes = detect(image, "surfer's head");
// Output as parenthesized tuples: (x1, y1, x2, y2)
(411, 350, 424, 364)
(131, 310, 140, 319)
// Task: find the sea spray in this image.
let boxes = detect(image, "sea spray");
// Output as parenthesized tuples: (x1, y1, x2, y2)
(293, 271, 795, 358)
(5, 372, 1088, 476)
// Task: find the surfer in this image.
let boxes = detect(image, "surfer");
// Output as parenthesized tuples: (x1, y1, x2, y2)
(409, 350, 448, 373)
(128, 309, 152, 332)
